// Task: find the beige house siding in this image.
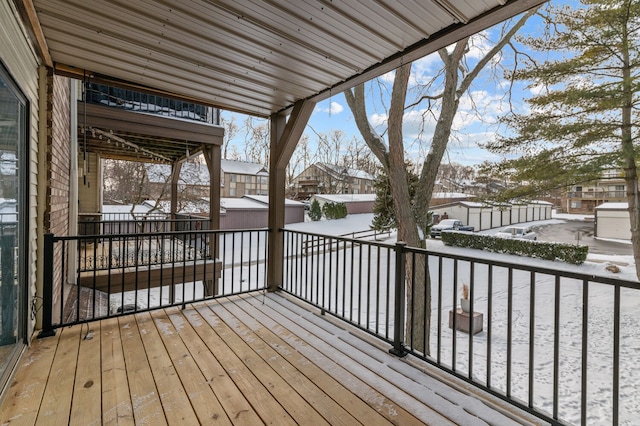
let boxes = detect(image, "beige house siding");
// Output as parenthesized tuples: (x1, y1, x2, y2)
(292, 163, 374, 199)
(222, 173, 268, 198)
(1, 2, 41, 337)
(77, 153, 101, 213)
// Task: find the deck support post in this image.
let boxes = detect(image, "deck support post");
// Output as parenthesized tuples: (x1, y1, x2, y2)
(267, 100, 315, 292)
(389, 242, 407, 357)
(38, 233, 56, 338)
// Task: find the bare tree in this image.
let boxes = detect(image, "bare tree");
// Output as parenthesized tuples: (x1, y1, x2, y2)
(220, 115, 239, 159)
(243, 116, 270, 165)
(344, 8, 538, 353)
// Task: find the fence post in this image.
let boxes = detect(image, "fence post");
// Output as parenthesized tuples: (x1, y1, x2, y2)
(389, 241, 407, 357)
(38, 233, 56, 338)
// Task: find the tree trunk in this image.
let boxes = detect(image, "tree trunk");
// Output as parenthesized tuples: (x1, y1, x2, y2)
(345, 64, 429, 353)
(620, 23, 640, 280)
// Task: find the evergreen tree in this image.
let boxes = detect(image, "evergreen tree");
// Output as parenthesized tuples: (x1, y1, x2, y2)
(371, 165, 420, 231)
(308, 199, 322, 221)
(486, 0, 640, 279)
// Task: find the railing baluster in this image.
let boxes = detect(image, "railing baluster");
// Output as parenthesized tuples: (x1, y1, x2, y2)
(528, 270, 536, 408)
(469, 261, 474, 379)
(613, 284, 620, 426)
(487, 264, 493, 388)
(437, 256, 443, 365)
(553, 274, 561, 420)
(581, 278, 589, 426)
(452, 259, 458, 371)
(507, 268, 513, 398)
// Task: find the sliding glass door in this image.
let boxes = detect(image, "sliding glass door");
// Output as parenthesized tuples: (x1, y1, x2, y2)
(0, 63, 26, 387)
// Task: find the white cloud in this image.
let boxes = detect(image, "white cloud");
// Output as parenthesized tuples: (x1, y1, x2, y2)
(316, 101, 344, 115)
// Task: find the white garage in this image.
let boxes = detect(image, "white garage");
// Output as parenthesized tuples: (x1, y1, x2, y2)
(595, 203, 630, 240)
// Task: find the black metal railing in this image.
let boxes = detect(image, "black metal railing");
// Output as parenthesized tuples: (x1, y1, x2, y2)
(280, 229, 640, 426)
(78, 217, 209, 236)
(41, 228, 267, 332)
(85, 83, 219, 124)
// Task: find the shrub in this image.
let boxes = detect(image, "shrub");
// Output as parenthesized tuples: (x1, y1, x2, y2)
(322, 202, 348, 220)
(440, 232, 589, 265)
(308, 199, 322, 221)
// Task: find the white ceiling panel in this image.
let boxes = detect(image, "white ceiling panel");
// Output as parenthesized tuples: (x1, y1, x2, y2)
(25, 0, 546, 117)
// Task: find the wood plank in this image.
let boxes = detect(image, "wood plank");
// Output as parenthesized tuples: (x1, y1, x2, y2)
(118, 314, 167, 425)
(195, 302, 330, 426)
(149, 309, 233, 425)
(69, 322, 102, 425)
(78, 259, 220, 294)
(36, 326, 82, 425)
(100, 317, 134, 426)
(227, 295, 393, 425)
(212, 298, 368, 426)
(0, 333, 60, 425)
(240, 294, 439, 426)
(162, 307, 263, 425)
(180, 306, 297, 426)
(135, 312, 200, 424)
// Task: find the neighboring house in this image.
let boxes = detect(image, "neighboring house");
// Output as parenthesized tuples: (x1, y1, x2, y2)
(145, 161, 211, 200)
(145, 158, 269, 199)
(310, 193, 376, 215)
(565, 170, 627, 214)
(221, 159, 269, 197)
(291, 162, 374, 200)
(595, 202, 630, 240)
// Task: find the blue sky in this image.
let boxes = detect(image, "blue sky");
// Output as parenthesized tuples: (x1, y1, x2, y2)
(221, 1, 571, 170)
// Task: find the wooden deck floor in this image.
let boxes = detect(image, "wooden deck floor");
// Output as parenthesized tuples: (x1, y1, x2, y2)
(0, 293, 546, 425)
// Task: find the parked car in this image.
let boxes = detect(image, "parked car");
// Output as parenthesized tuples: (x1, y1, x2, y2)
(430, 219, 474, 238)
(495, 226, 537, 240)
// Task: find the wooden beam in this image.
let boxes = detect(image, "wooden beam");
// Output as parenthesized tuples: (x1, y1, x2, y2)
(81, 102, 223, 145)
(170, 162, 183, 226)
(267, 100, 315, 291)
(14, 0, 53, 67)
(203, 145, 221, 231)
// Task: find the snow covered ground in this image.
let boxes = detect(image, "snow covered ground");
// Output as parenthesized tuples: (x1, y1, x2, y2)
(281, 213, 639, 425)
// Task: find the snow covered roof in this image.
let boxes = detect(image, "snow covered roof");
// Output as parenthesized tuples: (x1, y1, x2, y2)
(596, 202, 628, 210)
(101, 203, 157, 214)
(244, 195, 303, 206)
(313, 193, 376, 203)
(433, 192, 471, 199)
(0, 153, 17, 176)
(145, 159, 268, 185)
(314, 163, 374, 181)
(221, 159, 268, 176)
(220, 197, 268, 210)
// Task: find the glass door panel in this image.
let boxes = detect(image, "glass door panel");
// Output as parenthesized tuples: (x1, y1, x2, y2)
(0, 65, 26, 387)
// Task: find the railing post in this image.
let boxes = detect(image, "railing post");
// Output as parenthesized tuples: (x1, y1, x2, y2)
(389, 241, 407, 357)
(38, 233, 56, 338)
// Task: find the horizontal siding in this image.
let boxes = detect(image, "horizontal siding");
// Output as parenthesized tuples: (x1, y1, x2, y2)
(0, 2, 41, 337)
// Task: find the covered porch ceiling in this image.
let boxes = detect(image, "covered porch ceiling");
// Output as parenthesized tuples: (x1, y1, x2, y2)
(20, 0, 546, 119)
